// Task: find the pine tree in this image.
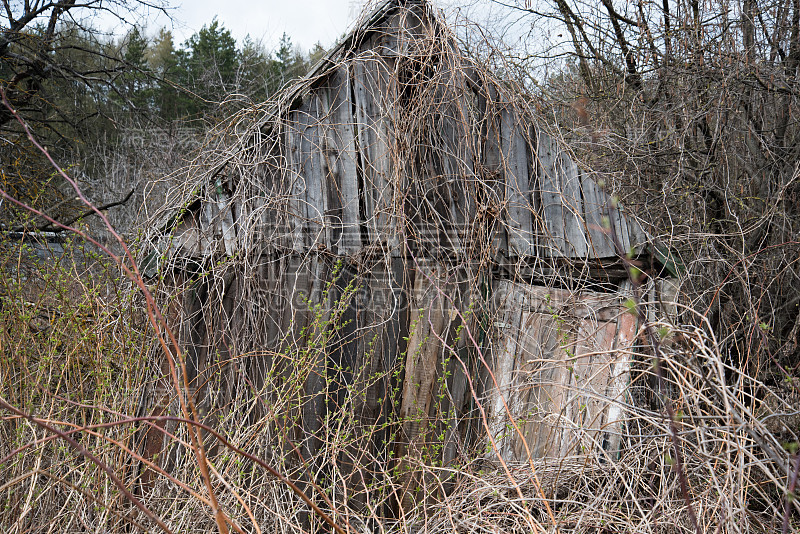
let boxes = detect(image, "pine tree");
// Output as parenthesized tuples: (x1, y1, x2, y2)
(147, 28, 182, 120)
(119, 26, 151, 111)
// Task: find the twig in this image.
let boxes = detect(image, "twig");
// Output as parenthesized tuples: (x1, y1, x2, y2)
(783, 452, 800, 534)
(603, 199, 702, 534)
(0, 395, 173, 533)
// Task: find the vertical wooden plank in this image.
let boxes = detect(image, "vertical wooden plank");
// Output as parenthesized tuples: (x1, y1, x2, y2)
(501, 108, 535, 256)
(352, 55, 395, 244)
(256, 148, 287, 251)
(285, 110, 309, 252)
(435, 64, 478, 253)
(558, 154, 588, 257)
(605, 303, 636, 456)
(332, 261, 410, 507)
(441, 310, 472, 469)
(485, 283, 576, 461)
(620, 206, 647, 252)
(507, 310, 538, 461)
(579, 172, 616, 258)
(247, 251, 284, 390)
(536, 131, 568, 257)
(398, 270, 445, 449)
(197, 197, 215, 255)
(395, 262, 459, 507)
(526, 310, 567, 459)
(301, 96, 328, 248)
(287, 254, 329, 462)
(572, 318, 618, 449)
(482, 91, 502, 172)
(486, 285, 525, 460)
(378, 9, 404, 57)
(481, 91, 508, 253)
(353, 57, 378, 244)
(486, 281, 529, 461)
(613, 202, 631, 254)
(534, 306, 578, 459)
(657, 278, 679, 319)
(322, 64, 362, 253)
(380, 4, 424, 57)
(214, 184, 237, 257)
(521, 307, 577, 459)
(316, 88, 344, 252)
(439, 116, 464, 252)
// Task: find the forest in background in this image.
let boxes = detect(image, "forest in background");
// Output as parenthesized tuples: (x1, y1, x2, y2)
(2, 0, 800, 532)
(1, 3, 324, 240)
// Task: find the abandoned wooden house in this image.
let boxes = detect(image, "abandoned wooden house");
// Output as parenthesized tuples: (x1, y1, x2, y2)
(144, 0, 675, 509)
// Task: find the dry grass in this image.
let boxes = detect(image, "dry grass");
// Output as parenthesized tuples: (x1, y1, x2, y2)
(1, 242, 796, 533)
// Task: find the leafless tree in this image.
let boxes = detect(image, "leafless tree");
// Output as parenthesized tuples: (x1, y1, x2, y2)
(481, 0, 800, 377)
(0, 0, 167, 128)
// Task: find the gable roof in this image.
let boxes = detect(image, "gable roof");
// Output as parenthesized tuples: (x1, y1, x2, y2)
(145, 0, 650, 279)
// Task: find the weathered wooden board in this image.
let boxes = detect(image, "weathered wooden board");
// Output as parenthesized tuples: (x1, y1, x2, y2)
(479, 89, 509, 253)
(501, 108, 535, 256)
(321, 64, 363, 253)
(170, 212, 202, 257)
(624, 209, 648, 253)
(352, 53, 395, 244)
(216, 185, 237, 257)
(604, 281, 637, 456)
(285, 109, 311, 252)
(557, 153, 588, 257)
(579, 171, 616, 257)
(197, 193, 216, 255)
(398, 266, 450, 453)
(299, 96, 328, 249)
(394, 261, 465, 506)
(512, 309, 576, 459)
(484, 281, 638, 462)
(613, 200, 630, 254)
(433, 64, 479, 253)
(486, 285, 527, 460)
(535, 131, 569, 258)
(323, 261, 410, 507)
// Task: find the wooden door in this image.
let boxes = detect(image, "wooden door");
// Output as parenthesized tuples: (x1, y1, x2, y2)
(484, 280, 637, 462)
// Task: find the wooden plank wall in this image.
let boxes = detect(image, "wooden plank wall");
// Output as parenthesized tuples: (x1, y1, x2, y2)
(483, 280, 639, 462)
(178, 60, 647, 266)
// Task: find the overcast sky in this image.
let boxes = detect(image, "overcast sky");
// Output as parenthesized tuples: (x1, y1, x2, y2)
(107, 0, 513, 54)
(94, 0, 536, 62)
(121, 0, 379, 54)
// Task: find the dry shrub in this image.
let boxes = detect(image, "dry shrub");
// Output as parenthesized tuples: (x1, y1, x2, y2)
(4, 250, 794, 533)
(0, 236, 151, 532)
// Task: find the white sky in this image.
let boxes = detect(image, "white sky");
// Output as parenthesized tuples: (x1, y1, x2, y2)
(92, 0, 536, 62)
(120, 0, 380, 54)
(105, 0, 513, 54)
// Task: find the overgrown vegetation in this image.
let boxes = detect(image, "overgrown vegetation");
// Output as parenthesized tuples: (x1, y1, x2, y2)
(1, 1, 325, 241)
(480, 0, 800, 380)
(1, 0, 800, 533)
